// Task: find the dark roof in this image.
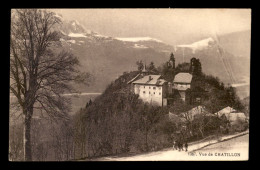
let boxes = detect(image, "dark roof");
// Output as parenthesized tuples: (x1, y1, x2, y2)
(132, 75, 167, 85)
(127, 73, 141, 84)
(174, 73, 193, 83)
(180, 105, 215, 120)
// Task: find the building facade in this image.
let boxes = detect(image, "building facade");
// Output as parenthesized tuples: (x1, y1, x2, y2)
(132, 75, 171, 106)
(173, 72, 193, 101)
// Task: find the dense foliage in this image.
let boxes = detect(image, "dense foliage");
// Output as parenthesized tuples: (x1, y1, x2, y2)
(72, 71, 172, 158)
(9, 54, 248, 161)
(71, 58, 247, 159)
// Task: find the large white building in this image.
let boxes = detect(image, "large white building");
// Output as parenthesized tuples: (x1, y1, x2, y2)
(132, 75, 171, 106)
(129, 69, 193, 106)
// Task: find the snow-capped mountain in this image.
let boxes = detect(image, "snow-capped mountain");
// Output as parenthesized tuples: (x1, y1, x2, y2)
(52, 13, 250, 98)
(52, 13, 174, 91)
(115, 37, 162, 43)
(173, 35, 250, 98)
(53, 14, 170, 49)
(53, 14, 113, 43)
(176, 37, 216, 53)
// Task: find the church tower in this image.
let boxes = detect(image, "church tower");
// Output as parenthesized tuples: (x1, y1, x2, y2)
(141, 63, 149, 76)
(169, 53, 175, 69)
(190, 57, 196, 74)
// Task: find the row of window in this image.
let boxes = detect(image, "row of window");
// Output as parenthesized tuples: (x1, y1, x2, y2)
(143, 91, 161, 95)
(143, 86, 161, 90)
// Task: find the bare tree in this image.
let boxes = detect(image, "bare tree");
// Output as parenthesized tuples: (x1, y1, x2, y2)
(10, 9, 88, 161)
(9, 122, 24, 161)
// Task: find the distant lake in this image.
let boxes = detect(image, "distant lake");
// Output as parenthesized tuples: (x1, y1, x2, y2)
(231, 76, 250, 99)
(9, 93, 102, 116)
(231, 76, 250, 87)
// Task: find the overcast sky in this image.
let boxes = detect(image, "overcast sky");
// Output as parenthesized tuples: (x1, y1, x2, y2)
(51, 8, 251, 45)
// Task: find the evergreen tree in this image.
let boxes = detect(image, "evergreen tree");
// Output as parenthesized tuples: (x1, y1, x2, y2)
(86, 99, 92, 108)
(161, 53, 177, 82)
(169, 53, 175, 69)
(89, 99, 92, 105)
(190, 58, 202, 76)
(189, 58, 196, 73)
(175, 62, 190, 74)
(148, 61, 158, 73)
(136, 60, 144, 71)
(162, 63, 175, 82)
(194, 59, 202, 76)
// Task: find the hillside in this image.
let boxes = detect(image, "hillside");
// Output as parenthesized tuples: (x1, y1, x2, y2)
(173, 36, 250, 99)
(70, 60, 247, 159)
(218, 30, 251, 58)
(174, 37, 250, 84)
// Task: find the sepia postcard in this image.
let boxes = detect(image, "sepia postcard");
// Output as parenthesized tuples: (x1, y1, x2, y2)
(9, 8, 250, 161)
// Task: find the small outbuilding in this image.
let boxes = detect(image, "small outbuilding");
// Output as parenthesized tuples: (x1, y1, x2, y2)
(214, 106, 247, 125)
(173, 73, 193, 101)
(179, 105, 214, 121)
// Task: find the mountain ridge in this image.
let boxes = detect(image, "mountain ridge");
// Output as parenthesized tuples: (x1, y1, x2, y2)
(53, 14, 250, 99)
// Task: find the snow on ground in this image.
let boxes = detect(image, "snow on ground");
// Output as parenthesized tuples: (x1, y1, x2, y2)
(67, 40, 76, 44)
(161, 50, 171, 53)
(85, 30, 93, 34)
(177, 37, 215, 53)
(96, 132, 248, 161)
(71, 20, 80, 27)
(71, 20, 81, 30)
(94, 33, 110, 38)
(68, 33, 87, 38)
(60, 30, 67, 35)
(195, 134, 248, 161)
(115, 37, 162, 43)
(54, 14, 63, 21)
(133, 44, 148, 49)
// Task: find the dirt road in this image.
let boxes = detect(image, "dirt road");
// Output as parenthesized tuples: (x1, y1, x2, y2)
(97, 133, 248, 161)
